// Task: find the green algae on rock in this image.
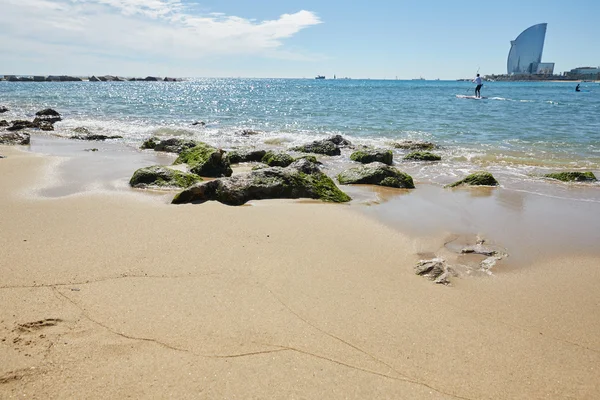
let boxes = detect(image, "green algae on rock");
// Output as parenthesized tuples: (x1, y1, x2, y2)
(337, 162, 415, 189)
(543, 172, 597, 182)
(446, 172, 499, 188)
(141, 137, 158, 149)
(403, 151, 442, 161)
(261, 151, 295, 167)
(390, 140, 436, 151)
(174, 142, 232, 177)
(130, 166, 203, 189)
(172, 158, 350, 205)
(350, 149, 393, 165)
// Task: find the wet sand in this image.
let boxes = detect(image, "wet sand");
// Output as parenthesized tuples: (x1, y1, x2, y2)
(1, 141, 600, 399)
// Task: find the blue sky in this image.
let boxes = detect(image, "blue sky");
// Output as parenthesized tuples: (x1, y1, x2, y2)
(1, 0, 598, 79)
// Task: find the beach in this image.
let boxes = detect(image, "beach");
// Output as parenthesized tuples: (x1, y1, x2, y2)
(2, 141, 600, 399)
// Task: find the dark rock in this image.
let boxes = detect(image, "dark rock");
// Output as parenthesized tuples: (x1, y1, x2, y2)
(350, 149, 393, 165)
(337, 163, 415, 188)
(35, 108, 61, 117)
(0, 106, 8, 114)
(191, 121, 206, 126)
(544, 171, 597, 182)
(144, 76, 159, 81)
(172, 158, 351, 205)
(238, 129, 260, 136)
(391, 140, 436, 150)
(33, 116, 60, 125)
(446, 172, 499, 188)
(327, 134, 353, 147)
(292, 138, 341, 156)
(89, 76, 100, 82)
(164, 77, 178, 82)
(0, 132, 30, 145)
(6, 120, 36, 131)
(70, 134, 123, 141)
(261, 151, 295, 167)
(84, 148, 99, 152)
(226, 149, 267, 164)
(130, 166, 202, 189)
(36, 120, 54, 131)
(153, 138, 197, 154)
(0, 120, 8, 127)
(403, 151, 442, 161)
(174, 143, 232, 177)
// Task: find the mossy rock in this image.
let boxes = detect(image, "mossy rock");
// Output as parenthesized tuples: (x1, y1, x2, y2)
(391, 140, 435, 150)
(174, 142, 232, 177)
(172, 159, 351, 205)
(337, 163, 415, 188)
(350, 149, 393, 165)
(543, 171, 597, 182)
(226, 149, 267, 164)
(447, 172, 499, 188)
(141, 137, 159, 149)
(129, 166, 202, 189)
(403, 151, 441, 161)
(261, 151, 295, 167)
(292, 139, 341, 156)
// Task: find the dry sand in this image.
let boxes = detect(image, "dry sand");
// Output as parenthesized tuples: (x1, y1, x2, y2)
(1, 146, 599, 399)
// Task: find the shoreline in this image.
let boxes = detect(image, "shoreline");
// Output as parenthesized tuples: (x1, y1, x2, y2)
(1, 144, 600, 398)
(5, 134, 600, 265)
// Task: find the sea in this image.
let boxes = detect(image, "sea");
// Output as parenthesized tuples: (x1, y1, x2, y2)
(1, 78, 599, 201)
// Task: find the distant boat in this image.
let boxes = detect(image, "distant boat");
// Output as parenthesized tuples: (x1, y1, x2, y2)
(315, 75, 325, 80)
(412, 76, 425, 81)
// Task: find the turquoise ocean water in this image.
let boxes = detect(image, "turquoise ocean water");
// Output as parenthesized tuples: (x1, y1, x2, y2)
(2, 79, 599, 199)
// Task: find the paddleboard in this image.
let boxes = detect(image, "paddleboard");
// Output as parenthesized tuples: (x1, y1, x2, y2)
(456, 95, 487, 100)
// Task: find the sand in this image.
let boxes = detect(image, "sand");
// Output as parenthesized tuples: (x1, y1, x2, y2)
(1, 145, 599, 399)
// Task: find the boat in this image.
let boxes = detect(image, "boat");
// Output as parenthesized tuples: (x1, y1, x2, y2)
(412, 76, 425, 81)
(315, 75, 325, 80)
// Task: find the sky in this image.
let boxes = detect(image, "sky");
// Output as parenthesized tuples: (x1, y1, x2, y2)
(1, 0, 598, 79)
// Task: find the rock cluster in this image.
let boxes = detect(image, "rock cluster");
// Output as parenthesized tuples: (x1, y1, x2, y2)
(172, 158, 351, 205)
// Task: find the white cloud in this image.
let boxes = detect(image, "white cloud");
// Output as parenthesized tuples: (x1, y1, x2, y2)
(0, 0, 322, 74)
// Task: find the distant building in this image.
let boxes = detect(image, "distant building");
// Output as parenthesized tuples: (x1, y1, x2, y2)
(507, 23, 554, 75)
(566, 67, 600, 78)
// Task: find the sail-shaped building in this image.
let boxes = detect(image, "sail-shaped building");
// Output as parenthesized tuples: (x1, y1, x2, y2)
(507, 23, 554, 75)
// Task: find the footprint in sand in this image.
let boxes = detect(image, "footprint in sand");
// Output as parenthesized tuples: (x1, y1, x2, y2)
(16, 318, 62, 333)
